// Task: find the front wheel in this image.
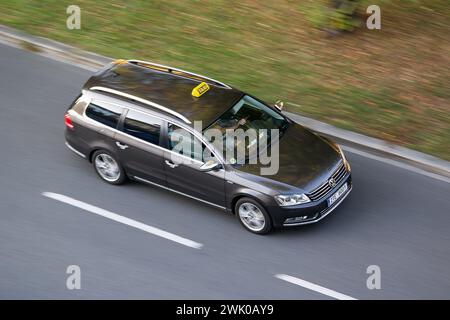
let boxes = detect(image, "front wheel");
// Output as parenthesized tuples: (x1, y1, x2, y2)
(236, 198, 273, 234)
(92, 150, 126, 185)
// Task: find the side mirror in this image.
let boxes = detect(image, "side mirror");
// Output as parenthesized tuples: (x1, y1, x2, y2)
(199, 159, 221, 172)
(274, 100, 284, 111)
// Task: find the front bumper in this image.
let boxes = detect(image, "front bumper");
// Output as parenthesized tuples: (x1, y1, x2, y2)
(268, 174, 352, 227)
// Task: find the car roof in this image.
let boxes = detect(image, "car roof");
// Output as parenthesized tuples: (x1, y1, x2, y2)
(83, 60, 244, 129)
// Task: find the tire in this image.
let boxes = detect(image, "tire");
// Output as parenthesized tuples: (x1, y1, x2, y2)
(235, 197, 273, 234)
(92, 150, 126, 185)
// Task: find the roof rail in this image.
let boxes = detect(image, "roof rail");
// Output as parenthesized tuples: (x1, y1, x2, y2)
(127, 59, 232, 89)
(89, 86, 192, 124)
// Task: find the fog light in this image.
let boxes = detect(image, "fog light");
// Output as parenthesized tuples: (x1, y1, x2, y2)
(285, 216, 309, 223)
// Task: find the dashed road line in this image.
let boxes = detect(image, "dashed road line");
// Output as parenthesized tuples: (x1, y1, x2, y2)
(275, 274, 357, 300)
(42, 192, 203, 249)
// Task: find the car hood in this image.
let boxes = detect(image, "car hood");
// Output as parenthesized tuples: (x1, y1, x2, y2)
(235, 123, 342, 192)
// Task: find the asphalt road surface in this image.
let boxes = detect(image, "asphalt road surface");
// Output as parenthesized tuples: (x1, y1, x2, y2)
(1, 43, 449, 299)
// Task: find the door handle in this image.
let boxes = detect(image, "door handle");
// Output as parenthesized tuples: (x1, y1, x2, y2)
(115, 141, 129, 150)
(165, 160, 178, 169)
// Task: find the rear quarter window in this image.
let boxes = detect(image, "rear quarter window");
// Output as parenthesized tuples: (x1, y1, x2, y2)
(85, 103, 122, 128)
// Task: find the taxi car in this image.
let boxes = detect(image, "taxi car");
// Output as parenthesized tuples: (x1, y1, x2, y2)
(64, 59, 352, 234)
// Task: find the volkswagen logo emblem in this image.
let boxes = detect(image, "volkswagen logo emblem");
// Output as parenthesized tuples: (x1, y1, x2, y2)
(328, 178, 337, 188)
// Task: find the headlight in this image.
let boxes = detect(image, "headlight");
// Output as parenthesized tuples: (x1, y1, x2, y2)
(274, 194, 311, 206)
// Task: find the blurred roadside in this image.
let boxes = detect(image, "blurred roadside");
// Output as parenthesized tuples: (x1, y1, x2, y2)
(0, 1, 448, 164)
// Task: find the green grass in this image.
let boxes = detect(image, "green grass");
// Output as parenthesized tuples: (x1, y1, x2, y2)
(1, 0, 449, 160)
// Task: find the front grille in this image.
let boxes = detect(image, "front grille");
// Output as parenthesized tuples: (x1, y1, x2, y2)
(307, 161, 347, 201)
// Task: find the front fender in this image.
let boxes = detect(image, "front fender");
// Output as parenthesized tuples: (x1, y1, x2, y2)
(226, 186, 275, 213)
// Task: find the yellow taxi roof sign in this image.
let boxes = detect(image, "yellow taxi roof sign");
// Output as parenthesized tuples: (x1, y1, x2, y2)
(191, 82, 210, 97)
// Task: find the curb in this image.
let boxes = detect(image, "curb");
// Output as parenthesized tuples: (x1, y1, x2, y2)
(0, 25, 111, 70)
(1, 24, 449, 179)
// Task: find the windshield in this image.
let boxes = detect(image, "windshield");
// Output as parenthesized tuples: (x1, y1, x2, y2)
(205, 95, 289, 164)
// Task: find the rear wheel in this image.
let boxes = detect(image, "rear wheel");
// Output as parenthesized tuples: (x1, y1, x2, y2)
(92, 150, 126, 185)
(236, 198, 272, 234)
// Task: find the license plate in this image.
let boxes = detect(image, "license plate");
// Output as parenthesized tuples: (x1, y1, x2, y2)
(327, 183, 348, 207)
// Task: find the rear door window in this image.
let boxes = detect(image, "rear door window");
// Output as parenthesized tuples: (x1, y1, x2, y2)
(167, 123, 216, 162)
(85, 103, 122, 129)
(123, 110, 162, 145)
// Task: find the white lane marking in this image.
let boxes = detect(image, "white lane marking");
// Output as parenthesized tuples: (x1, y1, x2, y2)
(275, 274, 357, 300)
(343, 146, 450, 184)
(42, 192, 203, 249)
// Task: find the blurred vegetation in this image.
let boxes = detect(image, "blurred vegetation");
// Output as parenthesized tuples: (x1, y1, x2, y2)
(0, 0, 449, 160)
(307, 0, 363, 33)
